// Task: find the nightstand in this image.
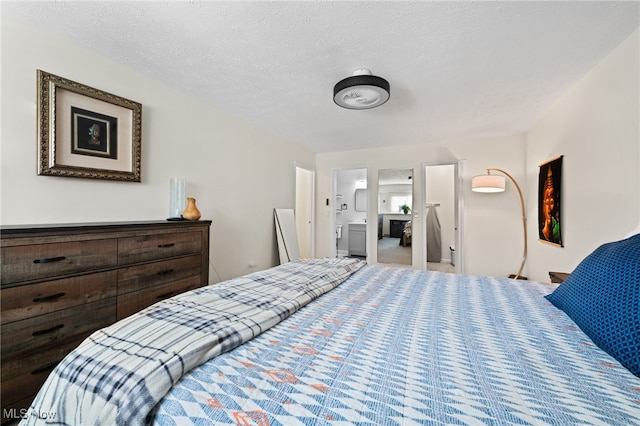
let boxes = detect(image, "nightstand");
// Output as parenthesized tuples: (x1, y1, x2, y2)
(549, 271, 570, 283)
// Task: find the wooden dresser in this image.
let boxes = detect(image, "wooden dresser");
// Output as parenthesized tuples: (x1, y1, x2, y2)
(0, 220, 211, 422)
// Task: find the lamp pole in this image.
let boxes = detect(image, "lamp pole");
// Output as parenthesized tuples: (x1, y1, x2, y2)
(485, 168, 527, 280)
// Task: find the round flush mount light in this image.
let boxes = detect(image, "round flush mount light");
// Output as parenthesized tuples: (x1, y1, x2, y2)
(333, 69, 390, 110)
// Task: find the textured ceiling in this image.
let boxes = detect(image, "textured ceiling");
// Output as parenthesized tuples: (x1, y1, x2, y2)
(3, 1, 639, 153)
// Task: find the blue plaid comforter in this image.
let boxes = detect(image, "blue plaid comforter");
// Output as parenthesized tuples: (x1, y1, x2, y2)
(21, 258, 365, 425)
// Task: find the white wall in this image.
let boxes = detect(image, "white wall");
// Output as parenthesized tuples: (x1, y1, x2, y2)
(526, 29, 640, 281)
(316, 31, 639, 281)
(0, 16, 315, 282)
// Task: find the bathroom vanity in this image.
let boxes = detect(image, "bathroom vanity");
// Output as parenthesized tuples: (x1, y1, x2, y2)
(348, 222, 366, 257)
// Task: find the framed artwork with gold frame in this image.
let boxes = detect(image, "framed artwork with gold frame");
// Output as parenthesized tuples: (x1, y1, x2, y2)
(538, 155, 563, 247)
(37, 70, 142, 181)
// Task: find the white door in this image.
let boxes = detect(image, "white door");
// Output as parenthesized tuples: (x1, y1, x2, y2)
(295, 165, 315, 258)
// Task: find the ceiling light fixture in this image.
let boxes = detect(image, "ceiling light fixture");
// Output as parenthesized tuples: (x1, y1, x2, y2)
(333, 69, 390, 110)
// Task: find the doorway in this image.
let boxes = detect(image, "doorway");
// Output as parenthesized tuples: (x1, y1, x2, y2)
(423, 162, 462, 273)
(334, 168, 367, 258)
(295, 164, 315, 258)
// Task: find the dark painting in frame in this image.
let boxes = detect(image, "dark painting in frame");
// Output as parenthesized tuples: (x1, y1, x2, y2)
(538, 155, 563, 247)
(37, 70, 142, 181)
(71, 107, 118, 159)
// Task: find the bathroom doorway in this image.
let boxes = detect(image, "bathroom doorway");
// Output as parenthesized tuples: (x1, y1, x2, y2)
(334, 168, 367, 258)
(423, 162, 462, 273)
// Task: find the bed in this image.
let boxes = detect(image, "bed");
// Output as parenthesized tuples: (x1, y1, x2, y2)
(400, 220, 411, 247)
(21, 235, 640, 425)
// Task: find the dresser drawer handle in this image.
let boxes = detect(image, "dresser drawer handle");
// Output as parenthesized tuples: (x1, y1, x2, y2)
(33, 256, 66, 264)
(31, 360, 62, 375)
(32, 324, 64, 336)
(156, 291, 175, 300)
(33, 292, 66, 303)
(157, 269, 175, 276)
(157, 243, 175, 248)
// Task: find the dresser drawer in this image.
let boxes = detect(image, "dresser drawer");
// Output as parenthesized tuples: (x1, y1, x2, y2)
(1, 335, 86, 409)
(118, 231, 202, 265)
(116, 275, 202, 320)
(1, 271, 116, 324)
(1, 239, 117, 285)
(1, 298, 115, 357)
(117, 255, 202, 295)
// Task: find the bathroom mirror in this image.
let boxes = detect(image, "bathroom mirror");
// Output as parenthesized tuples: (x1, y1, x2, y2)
(355, 188, 367, 211)
(377, 169, 412, 265)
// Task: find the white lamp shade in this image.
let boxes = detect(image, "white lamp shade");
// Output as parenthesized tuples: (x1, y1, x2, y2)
(472, 174, 506, 193)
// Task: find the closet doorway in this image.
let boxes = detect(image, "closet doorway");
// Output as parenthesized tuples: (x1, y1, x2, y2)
(423, 162, 462, 273)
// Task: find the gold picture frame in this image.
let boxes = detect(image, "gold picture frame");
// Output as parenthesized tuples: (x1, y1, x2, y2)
(37, 70, 142, 181)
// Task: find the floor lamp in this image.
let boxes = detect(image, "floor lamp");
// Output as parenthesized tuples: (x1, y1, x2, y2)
(471, 168, 527, 280)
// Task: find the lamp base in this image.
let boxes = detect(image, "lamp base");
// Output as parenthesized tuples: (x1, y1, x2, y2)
(508, 274, 528, 280)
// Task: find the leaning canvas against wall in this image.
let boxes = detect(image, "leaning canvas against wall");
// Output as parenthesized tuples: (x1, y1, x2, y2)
(538, 156, 563, 247)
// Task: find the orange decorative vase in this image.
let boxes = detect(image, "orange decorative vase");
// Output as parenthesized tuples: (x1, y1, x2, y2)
(182, 197, 201, 221)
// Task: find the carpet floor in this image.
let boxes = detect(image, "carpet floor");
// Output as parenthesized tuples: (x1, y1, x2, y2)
(376, 237, 411, 265)
(375, 237, 455, 273)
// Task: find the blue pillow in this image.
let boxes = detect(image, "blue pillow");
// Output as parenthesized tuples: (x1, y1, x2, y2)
(545, 234, 640, 377)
